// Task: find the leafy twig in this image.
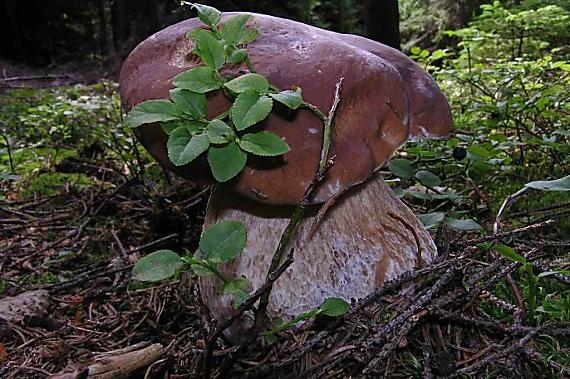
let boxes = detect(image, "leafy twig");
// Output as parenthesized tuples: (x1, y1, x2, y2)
(202, 78, 344, 379)
(254, 77, 344, 327)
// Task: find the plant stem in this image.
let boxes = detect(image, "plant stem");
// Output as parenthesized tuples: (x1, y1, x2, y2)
(244, 55, 257, 73)
(264, 308, 320, 336)
(254, 77, 344, 330)
(525, 263, 537, 325)
(183, 257, 230, 284)
(319, 78, 343, 172)
(214, 109, 230, 120)
(204, 261, 230, 284)
(302, 102, 327, 121)
(0, 132, 15, 174)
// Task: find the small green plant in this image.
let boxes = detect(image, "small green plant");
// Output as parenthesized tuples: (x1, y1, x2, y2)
(132, 219, 350, 321)
(494, 244, 538, 323)
(132, 220, 251, 307)
(494, 241, 569, 325)
(123, 3, 326, 182)
(264, 297, 349, 342)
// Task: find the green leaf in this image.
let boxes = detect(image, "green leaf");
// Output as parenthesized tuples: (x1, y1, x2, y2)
(446, 218, 483, 231)
(264, 333, 279, 345)
(183, 252, 215, 277)
(200, 221, 247, 263)
(225, 73, 269, 94)
(161, 121, 181, 135)
(494, 245, 527, 264)
(222, 276, 251, 308)
(172, 67, 221, 93)
(238, 131, 290, 156)
(195, 29, 225, 70)
(161, 120, 205, 135)
(387, 159, 415, 179)
(186, 28, 201, 41)
(206, 119, 235, 144)
(169, 89, 207, 119)
(191, 3, 221, 27)
(230, 90, 273, 131)
(226, 48, 247, 64)
(415, 170, 442, 188)
(123, 100, 182, 128)
(525, 176, 570, 191)
(270, 88, 304, 109)
(537, 271, 559, 278)
(207, 141, 248, 182)
(221, 14, 258, 44)
(418, 212, 445, 230)
(132, 250, 183, 282)
(392, 186, 405, 198)
(237, 29, 259, 44)
(319, 298, 350, 317)
(167, 128, 210, 166)
(190, 262, 214, 276)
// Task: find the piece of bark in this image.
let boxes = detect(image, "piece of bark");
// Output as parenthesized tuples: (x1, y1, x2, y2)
(0, 290, 49, 322)
(200, 175, 437, 339)
(50, 342, 165, 379)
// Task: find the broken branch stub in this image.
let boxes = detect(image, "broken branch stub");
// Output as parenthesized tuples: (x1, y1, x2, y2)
(49, 342, 165, 379)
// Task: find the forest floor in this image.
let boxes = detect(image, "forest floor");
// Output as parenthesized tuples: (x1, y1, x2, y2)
(0, 80, 569, 378)
(0, 59, 109, 92)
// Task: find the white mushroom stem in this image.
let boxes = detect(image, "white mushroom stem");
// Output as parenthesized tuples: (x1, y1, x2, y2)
(199, 174, 437, 340)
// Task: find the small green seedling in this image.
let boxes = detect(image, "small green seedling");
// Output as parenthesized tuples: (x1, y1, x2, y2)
(123, 3, 325, 182)
(132, 220, 251, 307)
(493, 244, 567, 325)
(264, 297, 350, 343)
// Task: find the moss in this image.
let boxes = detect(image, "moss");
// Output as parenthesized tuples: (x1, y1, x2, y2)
(20, 172, 94, 199)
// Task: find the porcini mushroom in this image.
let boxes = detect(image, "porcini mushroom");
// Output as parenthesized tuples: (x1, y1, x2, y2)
(119, 12, 452, 338)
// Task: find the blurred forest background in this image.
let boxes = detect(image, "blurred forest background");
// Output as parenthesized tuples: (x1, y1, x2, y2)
(0, 1, 569, 378)
(0, 0, 527, 70)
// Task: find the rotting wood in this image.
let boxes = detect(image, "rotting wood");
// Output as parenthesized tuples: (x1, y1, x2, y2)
(49, 342, 164, 379)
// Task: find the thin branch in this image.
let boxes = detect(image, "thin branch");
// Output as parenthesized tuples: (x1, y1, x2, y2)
(202, 77, 344, 379)
(494, 186, 530, 234)
(254, 77, 344, 326)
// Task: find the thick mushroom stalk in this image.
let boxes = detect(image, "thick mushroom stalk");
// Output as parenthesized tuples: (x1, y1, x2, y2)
(202, 175, 436, 337)
(119, 12, 453, 340)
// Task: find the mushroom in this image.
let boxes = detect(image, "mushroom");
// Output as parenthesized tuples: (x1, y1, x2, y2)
(119, 13, 452, 338)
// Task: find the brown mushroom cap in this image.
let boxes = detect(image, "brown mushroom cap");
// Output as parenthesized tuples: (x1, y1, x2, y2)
(119, 13, 452, 205)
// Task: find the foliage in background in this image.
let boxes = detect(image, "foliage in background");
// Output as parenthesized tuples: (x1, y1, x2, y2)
(390, 0, 570, 232)
(446, 1, 570, 62)
(0, 82, 147, 200)
(384, 1, 570, 347)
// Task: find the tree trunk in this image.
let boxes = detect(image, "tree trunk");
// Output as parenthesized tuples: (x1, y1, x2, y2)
(140, 0, 159, 35)
(98, 0, 109, 57)
(111, 0, 130, 51)
(364, 0, 401, 50)
(0, 0, 25, 61)
(430, 0, 487, 29)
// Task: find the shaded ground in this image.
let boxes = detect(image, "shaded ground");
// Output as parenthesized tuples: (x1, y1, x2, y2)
(0, 175, 568, 378)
